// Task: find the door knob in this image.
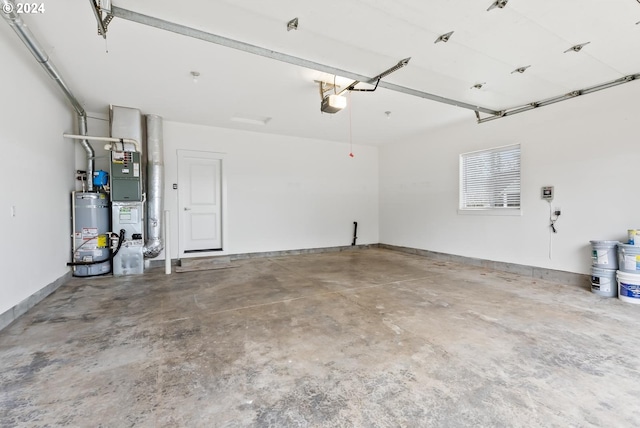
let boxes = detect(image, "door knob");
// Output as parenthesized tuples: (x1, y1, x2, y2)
(184, 207, 191, 211)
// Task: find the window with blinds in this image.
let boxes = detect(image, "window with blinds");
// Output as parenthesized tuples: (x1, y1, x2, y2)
(459, 144, 521, 211)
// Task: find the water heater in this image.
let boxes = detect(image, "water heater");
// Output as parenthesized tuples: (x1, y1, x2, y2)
(71, 192, 111, 277)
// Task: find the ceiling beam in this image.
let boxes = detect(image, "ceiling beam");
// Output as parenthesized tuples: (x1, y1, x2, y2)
(110, 6, 499, 116)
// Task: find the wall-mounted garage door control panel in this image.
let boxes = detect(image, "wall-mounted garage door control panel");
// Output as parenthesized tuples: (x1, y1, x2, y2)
(541, 186, 554, 201)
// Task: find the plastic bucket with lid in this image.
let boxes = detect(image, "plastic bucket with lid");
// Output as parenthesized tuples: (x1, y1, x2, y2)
(590, 240, 619, 269)
(590, 267, 617, 297)
(617, 244, 640, 273)
(617, 270, 640, 304)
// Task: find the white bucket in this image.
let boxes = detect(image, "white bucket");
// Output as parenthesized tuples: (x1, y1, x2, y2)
(590, 240, 619, 269)
(629, 229, 640, 246)
(617, 244, 640, 273)
(617, 271, 640, 304)
(591, 267, 617, 297)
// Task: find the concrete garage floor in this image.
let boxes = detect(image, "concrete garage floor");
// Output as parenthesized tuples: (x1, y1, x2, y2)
(1, 248, 640, 427)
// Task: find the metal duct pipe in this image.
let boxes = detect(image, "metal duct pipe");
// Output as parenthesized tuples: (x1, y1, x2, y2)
(143, 115, 164, 258)
(77, 116, 95, 191)
(2, 0, 94, 191)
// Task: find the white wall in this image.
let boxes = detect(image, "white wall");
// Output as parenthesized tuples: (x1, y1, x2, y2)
(380, 83, 640, 275)
(163, 121, 379, 257)
(0, 30, 75, 315)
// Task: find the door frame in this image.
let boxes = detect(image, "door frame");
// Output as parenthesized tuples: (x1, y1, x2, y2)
(177, 149, 228, 258)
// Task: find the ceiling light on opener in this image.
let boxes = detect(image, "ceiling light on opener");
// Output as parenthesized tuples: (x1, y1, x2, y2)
(321, 94, 347, 114)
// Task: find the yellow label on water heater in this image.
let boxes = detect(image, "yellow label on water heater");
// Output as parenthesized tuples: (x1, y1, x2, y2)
(97, 234, 107, 248)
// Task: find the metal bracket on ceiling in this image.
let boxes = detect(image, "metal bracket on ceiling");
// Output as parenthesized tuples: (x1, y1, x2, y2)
(315, 80, 341, 100)
(89, 0, 114, 39)
(564, 42, 590, 53)
(487, 0, 509, 12)
(287, 17, 299, 32)
(511, 65, 531, 74)
(434, 31, 454, 44)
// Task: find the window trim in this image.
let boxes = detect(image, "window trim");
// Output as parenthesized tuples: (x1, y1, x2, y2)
(458, 144, 522, 216)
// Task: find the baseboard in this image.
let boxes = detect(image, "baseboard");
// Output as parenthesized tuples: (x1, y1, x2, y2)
(146, 244, 379, 268)
(146, 258, 181, 269)
(0, 271, 72, 332)
(379, 243, 590, 288)
(228, 244, 379, 261)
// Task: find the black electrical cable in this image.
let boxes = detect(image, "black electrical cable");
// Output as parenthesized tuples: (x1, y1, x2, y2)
(66, 229, 125, 266)
(111, 229, 126, 259)
(548, 202, 560, 234)
(348, 77, 381, 92)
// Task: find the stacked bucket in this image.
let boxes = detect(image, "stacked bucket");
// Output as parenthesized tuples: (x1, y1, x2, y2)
(616, 230, 640, 304)
(590, 231, 640, 303)
(590, 240, 619, 298)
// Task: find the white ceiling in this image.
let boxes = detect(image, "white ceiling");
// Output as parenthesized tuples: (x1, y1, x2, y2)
(4, 0, 640, 145)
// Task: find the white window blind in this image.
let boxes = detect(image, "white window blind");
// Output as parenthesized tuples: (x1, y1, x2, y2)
(460, 144, 521, 210)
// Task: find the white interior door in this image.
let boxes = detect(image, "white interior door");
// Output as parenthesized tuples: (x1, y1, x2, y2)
(177, 150, 223, 254)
